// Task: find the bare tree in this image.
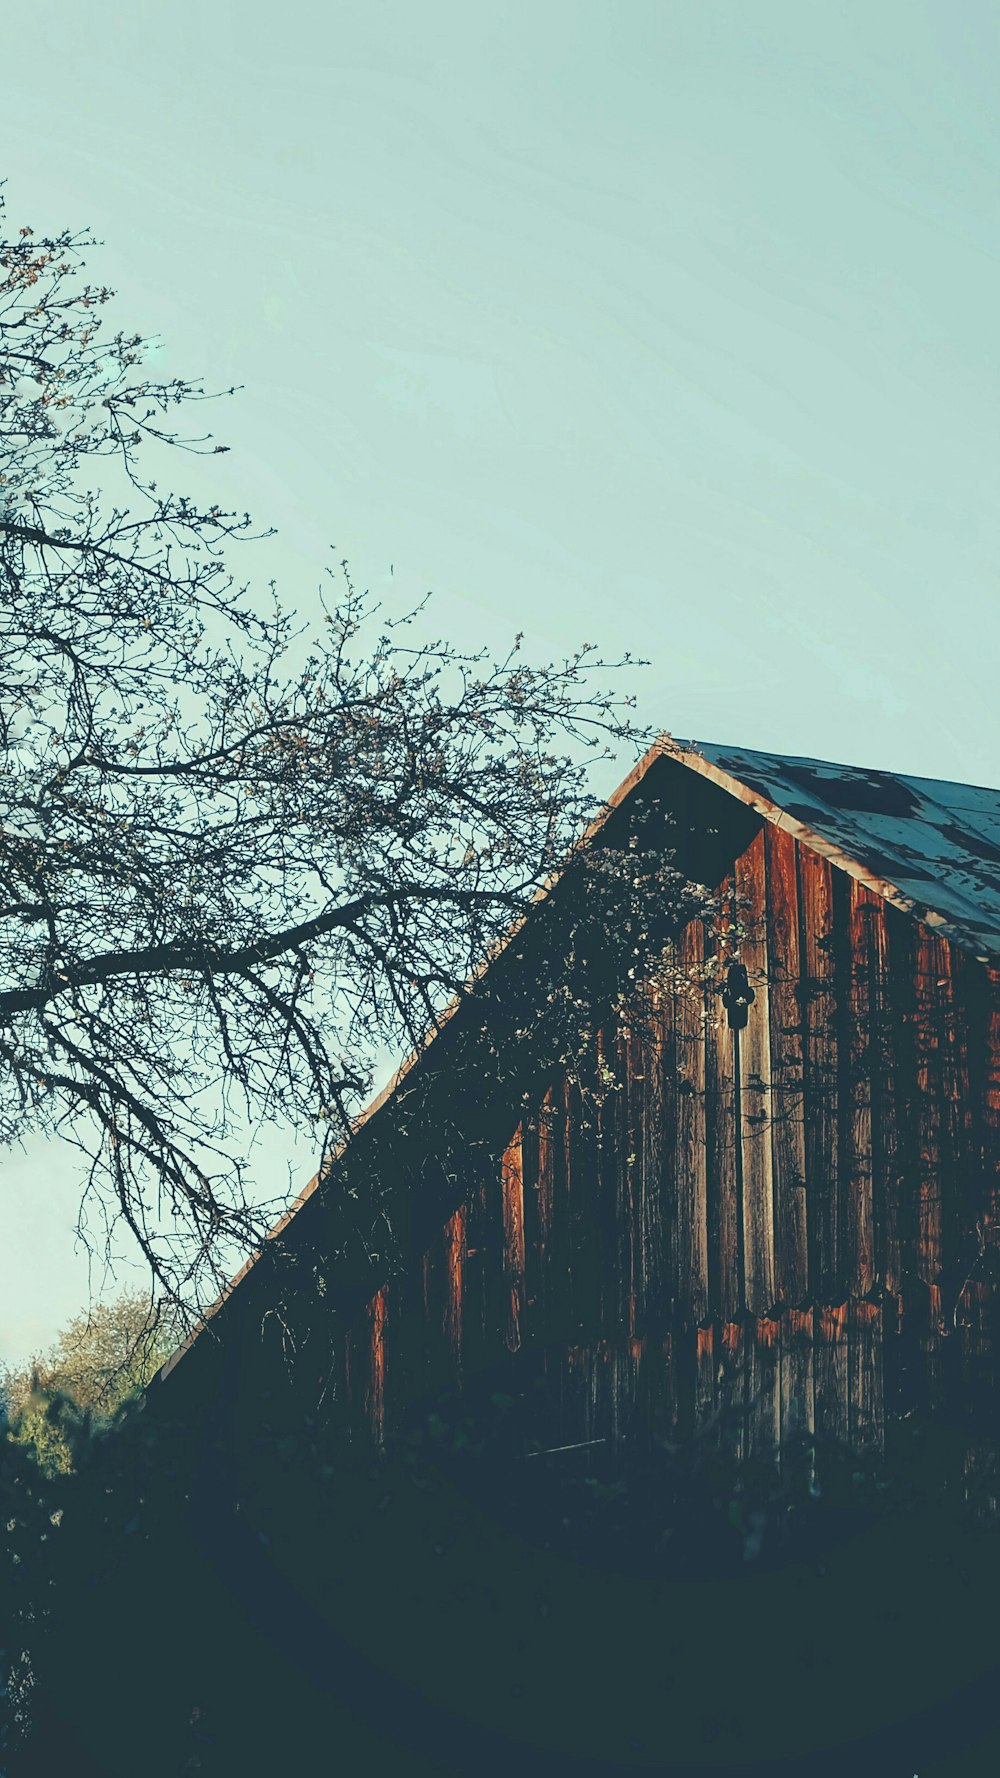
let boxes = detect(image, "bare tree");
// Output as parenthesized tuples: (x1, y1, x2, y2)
(0, 190, 651, 1312)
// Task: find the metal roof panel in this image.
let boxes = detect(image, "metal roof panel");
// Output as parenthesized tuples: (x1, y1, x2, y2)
(679, 741, 1000, 960)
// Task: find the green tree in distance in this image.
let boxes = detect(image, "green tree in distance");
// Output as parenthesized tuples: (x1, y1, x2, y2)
(1, 1291, 180, 1475)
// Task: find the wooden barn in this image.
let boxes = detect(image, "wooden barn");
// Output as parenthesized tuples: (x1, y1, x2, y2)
(155, 736, 1000, 1472)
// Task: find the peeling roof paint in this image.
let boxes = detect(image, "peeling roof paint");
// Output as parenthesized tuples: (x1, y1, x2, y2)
(670, 739, 1000, 962)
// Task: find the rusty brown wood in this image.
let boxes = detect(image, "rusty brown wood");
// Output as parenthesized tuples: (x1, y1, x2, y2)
(632, 986, 669, 1339)
(937, 944, 974, 1316)
(738, 831, 776, 1315)
(705, 886, 740, 1322)
(869, 900, 904, 1295)
(322, 800, 1000, 1461)
(913, 931, 946, 1291)
(675, 922, 708, 1323)
(847, 881, 877, 1297)
(444, 1204, 465, 1365)
(521, 1093, 552, 1345)
(765, 824, 808, 1307)
(500, 1131, 525, 1353)
(798, 845, 841, 1299)
(367, 1286, 387, 1442)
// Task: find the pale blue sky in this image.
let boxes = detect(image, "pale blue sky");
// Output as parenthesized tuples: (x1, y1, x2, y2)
(3, 1, 1000, 1362)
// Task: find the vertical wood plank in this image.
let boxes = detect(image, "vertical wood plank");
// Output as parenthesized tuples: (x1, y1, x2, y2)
(619, 1017, 640, 1337)
(522, 1092, 553, 1345)
(956, 955, 1000, 1373)
(537, 1089, 556, 1329)
(419, 1229, 451, 1400)
(849, 1299, 884, 1452)
(886, 911, 926, 1401)
(547, 1078, 574, 1341)
(621, 992, 670, 1343)
(913, 930, 946, 1293)
(706, 886, 740, 1323)
(368, 1286, 387, 1443)
(765, 826, 808, 1307)
(923, 1284, 946, 1412)
(649, 1330, 679, 1452)
(937, 944, 974, 1317)
(444, 1204, 465, 1384)
(986, 967, 1000, 1232)
(814, 1302, 849, 1450)
(638, 978, 671, 1335)
(695, 1324, 716, 1435)
(675, 920, 708, 1322)
(798, 848, 841, 1299)
(738, 830, 776, 1315)
(780, 1307, 815, 1448)
(614, 1018, 637, 1340)
(501, 1129, 525, 1352)
(594, 1026, 620, 1342)
(672, 1316, 699, 1442)
(321, 1329, 349, 1419)
(565, 1068, 602, 1343)
(881, 1290, 915, 1420)
(389, 1258, 427, 1411)
(718, 1321, 746, 1462)
(966, 965, 1000, 1418)
(870, 900, 903, 1295)
(847, 882, 877, 1297)
(746, 1316, 781, 1458)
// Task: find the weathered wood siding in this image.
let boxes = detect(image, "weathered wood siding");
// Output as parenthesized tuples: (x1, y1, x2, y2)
(337, 823, 999, 1457)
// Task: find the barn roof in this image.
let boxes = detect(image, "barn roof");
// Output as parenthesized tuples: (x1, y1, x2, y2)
(667, 740, 1000, 963)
